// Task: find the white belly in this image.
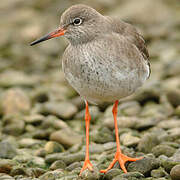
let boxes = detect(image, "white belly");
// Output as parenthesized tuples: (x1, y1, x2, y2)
(63, 58, 149, 104)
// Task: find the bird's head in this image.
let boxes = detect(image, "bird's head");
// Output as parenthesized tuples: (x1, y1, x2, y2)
(30, 4, 105, 46)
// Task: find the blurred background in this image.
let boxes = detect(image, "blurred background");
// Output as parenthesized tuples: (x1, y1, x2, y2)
(0, 0, 180, 179)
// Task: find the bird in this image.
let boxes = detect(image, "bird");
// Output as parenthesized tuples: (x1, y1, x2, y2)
(30, 4, 150, 176)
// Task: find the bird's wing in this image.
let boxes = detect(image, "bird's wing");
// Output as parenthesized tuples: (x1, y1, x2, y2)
(106, 17, 150, 78)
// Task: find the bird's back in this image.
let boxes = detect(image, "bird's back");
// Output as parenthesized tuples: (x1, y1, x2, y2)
(106, 17, 150, 77)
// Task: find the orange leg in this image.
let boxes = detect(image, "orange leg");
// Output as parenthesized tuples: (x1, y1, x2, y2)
(79, 101, 93, 176)
(100, 100, 143, 174)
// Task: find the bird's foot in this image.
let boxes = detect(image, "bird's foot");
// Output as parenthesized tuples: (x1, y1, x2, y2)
(100, 151, 143, 174)
(79, 159, 93, 176)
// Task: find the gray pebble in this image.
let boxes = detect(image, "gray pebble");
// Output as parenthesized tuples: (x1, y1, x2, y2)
(170, 164, 180, 180)
(127, 157, 160, 176)
(0, 141, 17, 159)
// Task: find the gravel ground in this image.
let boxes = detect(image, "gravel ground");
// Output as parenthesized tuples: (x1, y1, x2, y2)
(0, 0, 180, 180)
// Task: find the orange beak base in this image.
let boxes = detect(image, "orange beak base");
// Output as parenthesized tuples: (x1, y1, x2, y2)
(30, 28, 66, 46)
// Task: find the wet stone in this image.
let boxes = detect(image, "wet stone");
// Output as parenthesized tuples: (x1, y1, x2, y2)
(10, 166, 28, 177)
(170, 164, 180, 180)
(30, 167, 46, 178)
(41, 115, 69, 130)
(80, 165, 99, 180)
(40, 101, 78, 119)
(50, 160, 66, 170)
(161, 159, 180, 173)
(50, 128, 82, 148)
(61, 174, 79, 180)
(35, 148, 46, 157)
(134, 117, 160, 130)
(24, 114, 45, 125)
(0, 173, 14, 180)
(39, 169, 64, 180)
(104, 116, 139, 130)
(1, 88, 31, 116)
(75, 106, 101, 123)
(0, 70, 37, 88)
(120, 132, 140, 147)
(44, 141, 65, 154)
(138, 133, 160, 153)
(32, 129, 52, 139)
(127, 157, 160, 176)
(170, 148, 180, 162)
(113, 171, 144, 180)
(151, 167, 168, 178)
(65, 162, 81, 171)
(2, 115, 25, 136)
(103, 168, 123, 180)
(91, 127, 114, 144)
(0, 140, 17, 159)
(152, 144, 176, 157)
(18, 138, 43, 148)
(157, 119, 180, 129)
(45, 152, 85, 165)
(0, 159, 16, 174)
(174, 105, 180, 117)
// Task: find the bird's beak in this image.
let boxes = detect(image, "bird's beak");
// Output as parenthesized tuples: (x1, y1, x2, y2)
(30, 27, 66, 46)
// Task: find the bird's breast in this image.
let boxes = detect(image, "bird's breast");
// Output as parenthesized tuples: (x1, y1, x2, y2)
(62, 40, 148, 104)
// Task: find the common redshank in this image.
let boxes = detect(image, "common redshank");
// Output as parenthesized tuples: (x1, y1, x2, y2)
(30, 4, 150, 176)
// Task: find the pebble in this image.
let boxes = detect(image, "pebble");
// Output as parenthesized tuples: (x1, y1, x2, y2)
(0, 159, 16, 174)
(170, 148, 180, 162)
(127, 157, 160, 176)
(40, 101, 78, 119)
(2, 115, 25, 136)
(24, 114, 45, 125)
(41, 115, 69, 130)
(157, 119, 180, 129)
(75, 106, 101, 123)
(104, 116, 138, 129)
(65, 162, 81, 171)
(30, 167, 46, 178)
(50, 128, 82, 148)
(50, 160, 66, 170)
(113, 172, 144, 180)
(39, 169, 64, 180)
(151, 167, 168, 178)
(0, 173, 15, 180)
(0, 70, 37, 88)
(103, 168, 123, 180)
(0, 141, 17, 159)
(91, 127, 114, 144)
(161, 159, 180, 173)
(1, 88, 31, 115)
(44, 141, 65, 154)
(152, 144, 176, 157)
(18, 138, 43, 148)
(170, 164, 180, 180)
(80, 165, 99, 180)
(45, 152, 85, 165)
(10, 166, 29, 177)
(138, 133, 160, 153)
(120, 132, 140, 147)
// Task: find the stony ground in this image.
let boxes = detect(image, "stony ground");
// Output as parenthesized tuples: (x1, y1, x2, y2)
(0, 0, 180, 180)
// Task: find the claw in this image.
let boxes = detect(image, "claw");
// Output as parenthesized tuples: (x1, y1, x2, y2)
(100, 151, 143, 174)
(79, 159, 93, 176)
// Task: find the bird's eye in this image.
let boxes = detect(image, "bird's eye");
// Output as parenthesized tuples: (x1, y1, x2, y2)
(73, 18, 82, 26)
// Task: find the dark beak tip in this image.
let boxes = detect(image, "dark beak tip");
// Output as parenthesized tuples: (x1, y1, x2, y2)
(30, 42, 35, 46)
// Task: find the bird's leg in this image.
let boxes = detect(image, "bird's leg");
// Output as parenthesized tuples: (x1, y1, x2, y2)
(79, 100, 93, 176)
(100, 100, 143, 174)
